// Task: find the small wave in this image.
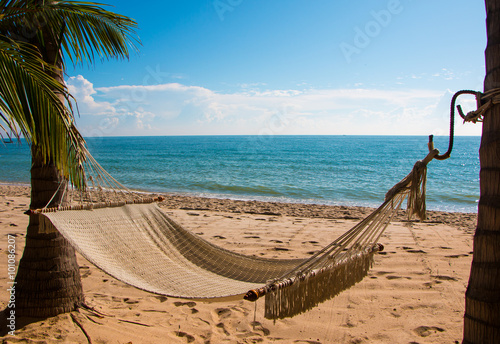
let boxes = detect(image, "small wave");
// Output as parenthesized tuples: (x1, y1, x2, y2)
(190, 181, 283, 196)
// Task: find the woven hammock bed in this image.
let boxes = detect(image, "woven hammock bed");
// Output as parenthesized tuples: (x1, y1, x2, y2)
(34, 146, 439, 320)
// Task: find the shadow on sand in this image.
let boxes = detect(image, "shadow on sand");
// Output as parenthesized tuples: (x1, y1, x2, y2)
(0, 308, 47, 337)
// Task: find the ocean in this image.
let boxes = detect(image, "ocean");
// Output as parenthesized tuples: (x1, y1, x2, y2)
(0, 135, 480, 213)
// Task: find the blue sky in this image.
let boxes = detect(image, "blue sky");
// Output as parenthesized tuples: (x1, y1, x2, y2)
(67, 0, 487, 137)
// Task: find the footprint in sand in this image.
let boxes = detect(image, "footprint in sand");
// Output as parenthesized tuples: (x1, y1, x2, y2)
(302, 240, 320, 245)
(431, 275, 457, 281)
(123, 298, 139, 304)
(154, 295, 168, 302)
(386, 275, 402, 280)
(423, 280, 443, 288)
(214, 307, 232, 320)
(93, 293, 111, 302)
(216, 322, 230, 336)
(174, 301, 199, 314)
(174, 301, 197, 307)
(176, 331, 195, 343)
(445, 254, 469, 258)
(400, 246, 427, 254)
(79, 266, 91, 278)
(273, 247, 290, 251)
(414, 326, 445, 337)
(250, 321, 270, 336)
(406, 249, 427, 253)
(376, 271, 395, 276)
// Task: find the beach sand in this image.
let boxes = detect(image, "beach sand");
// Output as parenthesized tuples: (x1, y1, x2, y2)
(0, 184, 476, 343)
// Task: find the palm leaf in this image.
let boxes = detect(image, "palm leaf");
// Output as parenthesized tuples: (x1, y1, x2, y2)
(0, 0, 140, 66)
(0, 36, 88, 189)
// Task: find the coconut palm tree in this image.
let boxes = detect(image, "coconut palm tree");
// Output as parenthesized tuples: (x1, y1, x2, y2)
(463, 1, 500, 343)
(0, 0, 138, 317)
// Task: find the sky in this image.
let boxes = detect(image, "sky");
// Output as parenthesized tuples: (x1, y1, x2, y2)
(66, 0, 487, 137)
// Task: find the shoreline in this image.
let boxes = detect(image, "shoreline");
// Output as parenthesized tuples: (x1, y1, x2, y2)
(0, 183, 478, 233)
(0, 175, 479, 214)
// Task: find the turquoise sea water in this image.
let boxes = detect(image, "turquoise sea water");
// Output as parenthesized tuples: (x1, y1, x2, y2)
(0, 136, 480, 212)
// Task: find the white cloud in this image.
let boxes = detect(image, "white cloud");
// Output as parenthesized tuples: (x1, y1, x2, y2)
(67, 76, 116, 115)
(67, 75, 482, 137)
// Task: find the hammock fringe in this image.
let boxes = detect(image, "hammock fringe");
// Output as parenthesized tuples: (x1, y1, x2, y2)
(264, 245, 378, 319)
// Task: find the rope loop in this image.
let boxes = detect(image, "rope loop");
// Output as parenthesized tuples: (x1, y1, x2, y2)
(459, 88, 500, 124)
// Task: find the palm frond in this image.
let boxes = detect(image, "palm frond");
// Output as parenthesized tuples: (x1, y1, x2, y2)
(0, 36, 87, 189)
(0, 0, 140, 67)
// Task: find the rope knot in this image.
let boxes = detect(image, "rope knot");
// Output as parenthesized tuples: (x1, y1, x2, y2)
(459, 88, 500, 124)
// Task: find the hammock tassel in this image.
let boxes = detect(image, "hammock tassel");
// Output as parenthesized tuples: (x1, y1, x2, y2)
(262, 244, 382, 320)
(406, 160, 428, 221)
(385, 149, 438, 222)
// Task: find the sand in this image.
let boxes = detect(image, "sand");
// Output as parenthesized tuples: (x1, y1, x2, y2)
(0, 184, 476, 343)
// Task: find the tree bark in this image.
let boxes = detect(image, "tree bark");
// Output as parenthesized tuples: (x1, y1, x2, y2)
(14, 153, 84, 317)
(14, 13, 85, 317)
(463, 1, 500, 343)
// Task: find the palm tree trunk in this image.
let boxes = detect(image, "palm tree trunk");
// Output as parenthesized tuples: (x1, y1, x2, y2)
(463, 1, 500, 342)
(14, 153, 84, 317)
(14, 16, 85, 317)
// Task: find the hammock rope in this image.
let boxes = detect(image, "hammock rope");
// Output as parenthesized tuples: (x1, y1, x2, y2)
(31, 147, 438, 319)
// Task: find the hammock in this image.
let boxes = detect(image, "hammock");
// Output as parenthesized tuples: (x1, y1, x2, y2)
(34, 149, 439, 320)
